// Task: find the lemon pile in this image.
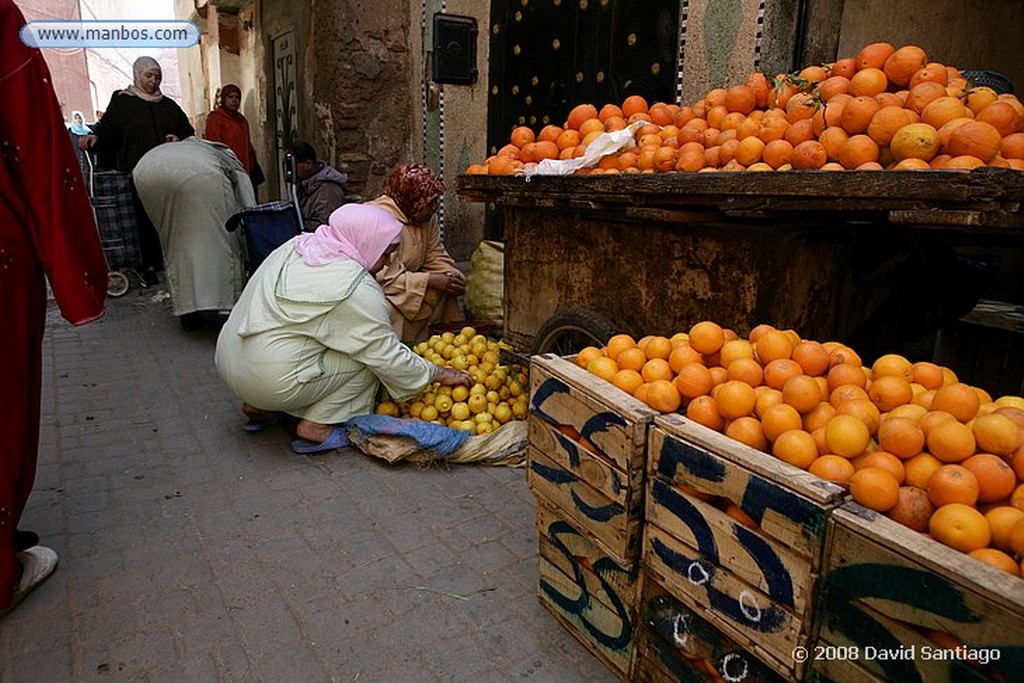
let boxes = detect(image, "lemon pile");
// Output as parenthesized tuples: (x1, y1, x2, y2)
(375, 326, 529, 434)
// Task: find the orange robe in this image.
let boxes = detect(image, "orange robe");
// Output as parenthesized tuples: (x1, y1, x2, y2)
(1, 0, 107, 609)
(204, 107, 254, 173)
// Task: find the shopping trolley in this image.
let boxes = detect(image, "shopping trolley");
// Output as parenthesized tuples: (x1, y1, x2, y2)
(86, 153, 145, 296)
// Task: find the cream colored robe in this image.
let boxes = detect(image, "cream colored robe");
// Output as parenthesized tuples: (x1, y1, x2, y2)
(367, 195, 463, 341)
(214, 243, 437, 424)
(134, 138, 251, 316)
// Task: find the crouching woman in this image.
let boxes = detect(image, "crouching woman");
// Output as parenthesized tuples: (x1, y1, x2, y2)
(215, 204, 470, 453)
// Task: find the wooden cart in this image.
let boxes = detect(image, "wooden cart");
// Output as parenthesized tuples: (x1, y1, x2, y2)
(457, 169, 1024, 360)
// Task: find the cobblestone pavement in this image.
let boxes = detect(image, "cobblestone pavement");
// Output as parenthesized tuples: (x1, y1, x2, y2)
(0, 286, 615, 683)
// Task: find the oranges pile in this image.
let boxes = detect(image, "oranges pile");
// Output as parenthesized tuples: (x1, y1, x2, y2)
(467, 41, 1024, 175)
(374, 327, 529, 434)
(576, 322, 1024, 576)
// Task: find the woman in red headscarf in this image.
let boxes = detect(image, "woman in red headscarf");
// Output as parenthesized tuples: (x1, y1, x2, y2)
(204, 84, 260, 187)
(368, 163, 466, 341)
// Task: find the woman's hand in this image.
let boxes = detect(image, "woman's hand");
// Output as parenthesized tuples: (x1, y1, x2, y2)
(79, 134, 97, 150)
(435, 367, 473, 387)
(428, 272, 466, 296)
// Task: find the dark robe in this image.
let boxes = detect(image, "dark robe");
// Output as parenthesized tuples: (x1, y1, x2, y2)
(0, 0, 107, 611)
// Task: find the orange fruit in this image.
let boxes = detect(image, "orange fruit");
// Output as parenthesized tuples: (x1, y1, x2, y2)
(868, 375, 914, 413)
(809, 454, 856, 484)
(975, 101, 1022, 137)
(761, 403, 804, 442)
(905, 452, 944, 489)
(755, 330, 795, 364)
(927, 464, 981, 507)
(586, 356, 619, 383)
(674, 362, 714, 400)
(689, 321, 725, 355)
(877, 416, 925, 459)
(828, 364, 868, 392)
(985, 506, 1024, 551)
(668, 344, 703, 373)
(835, 398, 881, 434)
(611, 369, 645, 396)
(621, 95, 649, 119)
(840, 96, 881, 134)
(910, 361, 945, 390)
(715, 380, 758, 420)
(641, 358, 674, 383)
(849, 68, 888, 98)
(790, 341, 829, 376)
(773, 429, 819, 469)
(973, 413, 1022, 456)
(566, 103, 599, 131)
(782, 374, 825, 414)
(509, 126, 535, 149)
(945, 121, 1004, 162)
(906, 81, 948, 115)
(803, 402, 837, 433)
(791, 140, 828, 169)
(825, 414, 871, 458)
(883, 45, 928, 87)
(686, 395, 725, 432)
(962, 453, 1017, 504)
(856, 451, 906, 484)
(724, 503, 759, 530)
(830, 384, 870, 406)
(857, 42, 895, 70)
(931, 383, 981, 423)
(763, 359, 803, 391)
(719, 339, 755, 366)
(867, 107, 917, 147)
(890, 123, 941, 162)
(888, 403, 928, 422)
(645, 379, 682, 413)
(929, 503, 991, 553)
(850, 467, 900, 511)
(725, 416, 768, 451)
(921, 96, 969, 129)
(926, 419, 977, 463)
(605, 333, 637, 361)
(644, 336, 674, 362)
(754, 386, 784, 418)
(575, 346, 604, 369)
(887, 486, 935, 532)
(726, 357, 764, 387)
(968, 548, 1020, 576)
(615, 346, 647, 372)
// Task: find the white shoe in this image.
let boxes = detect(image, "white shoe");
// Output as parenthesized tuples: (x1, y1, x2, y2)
(1, 546, 58, 616)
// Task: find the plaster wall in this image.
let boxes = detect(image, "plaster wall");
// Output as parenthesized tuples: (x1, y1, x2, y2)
(20, 0, 92, 120)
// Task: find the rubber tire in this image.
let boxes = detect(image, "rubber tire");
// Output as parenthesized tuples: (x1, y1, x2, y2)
(106, 271, 129, 297)
(531, 308, 623, 356)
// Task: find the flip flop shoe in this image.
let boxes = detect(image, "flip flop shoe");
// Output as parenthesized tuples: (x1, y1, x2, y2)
(291, 425, 350, 454)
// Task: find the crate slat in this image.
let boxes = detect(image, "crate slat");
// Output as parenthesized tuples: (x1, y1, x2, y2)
(528, 448, 642, 568)
(651, 414, 844, 566)
(636, 575, 787, 683)
(645, 476, 815, 614)
(528, 413, 642, 511)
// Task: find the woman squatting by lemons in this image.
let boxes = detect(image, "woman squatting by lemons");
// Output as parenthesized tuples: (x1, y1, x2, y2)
(214, 204, 472, 454)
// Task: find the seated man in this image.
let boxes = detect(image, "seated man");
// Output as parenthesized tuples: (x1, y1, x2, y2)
(290, 141, 350, 232)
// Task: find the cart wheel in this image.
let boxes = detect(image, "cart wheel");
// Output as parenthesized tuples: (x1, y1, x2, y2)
(106, 271, 129, 297)
(531, 309, 623, 356)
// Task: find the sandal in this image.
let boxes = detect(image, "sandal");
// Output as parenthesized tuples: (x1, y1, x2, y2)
(291, 425, 349, 454)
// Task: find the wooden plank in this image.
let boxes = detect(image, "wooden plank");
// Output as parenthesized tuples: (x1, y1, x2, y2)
(528, 449, 642, 569)
(651, 416, 844, 566)
(529, 414, 643, 512)
(636, 575, 788, 683)
(797, 0, 845, 67)
(816, 504, 1024, 683)
(643, 523, 805, 678)
(645, 477, 815, 614)
(538, 556, 637, 680)
(529, 354, 656, 475)
(535, 498, 640, 614)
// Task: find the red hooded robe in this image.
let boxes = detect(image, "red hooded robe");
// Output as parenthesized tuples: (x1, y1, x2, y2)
(0, 0, 107, 609)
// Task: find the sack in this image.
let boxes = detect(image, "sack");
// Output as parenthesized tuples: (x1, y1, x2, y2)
(465, 239, 504, 322)
(249, 160, 266, 187)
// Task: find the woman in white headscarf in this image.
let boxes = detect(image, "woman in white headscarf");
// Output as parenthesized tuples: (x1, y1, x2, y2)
(80, 56, 194, 281)
(215, 204, 471, 453)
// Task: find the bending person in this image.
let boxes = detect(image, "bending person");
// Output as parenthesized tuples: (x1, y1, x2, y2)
(214, 204, 471, 453)
(80, 56, 195, 283)
(133, 138, 253, 330)
(368, 163, 465, 342)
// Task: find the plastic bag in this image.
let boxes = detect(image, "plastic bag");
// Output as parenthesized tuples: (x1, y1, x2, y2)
(521, 121, 646, 177)
(465, 239, 505, 322)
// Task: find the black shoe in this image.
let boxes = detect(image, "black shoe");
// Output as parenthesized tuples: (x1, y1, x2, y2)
(14, 530, 39, 552)
(143, 268, 160, 286)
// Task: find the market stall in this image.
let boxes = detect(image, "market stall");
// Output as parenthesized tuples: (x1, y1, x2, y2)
(457, 169, 1024, 364)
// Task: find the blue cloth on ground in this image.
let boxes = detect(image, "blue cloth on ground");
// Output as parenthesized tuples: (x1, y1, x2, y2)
(345, 414, 470, 456)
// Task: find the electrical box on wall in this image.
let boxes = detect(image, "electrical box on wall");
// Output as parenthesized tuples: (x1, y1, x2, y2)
(432, 13, 478, 85)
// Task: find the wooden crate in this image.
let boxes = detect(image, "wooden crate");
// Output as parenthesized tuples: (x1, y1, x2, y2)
(813, 503, 1024, 683)
(644, 413, 847, 678)
(635, 574, 787, 683)
(528, 354, 657, 569)
(535, 497, 640, 681)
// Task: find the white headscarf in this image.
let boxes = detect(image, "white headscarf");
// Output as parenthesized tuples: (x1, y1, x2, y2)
(293, 204, 402, 269)
(123, 56, 163, 102)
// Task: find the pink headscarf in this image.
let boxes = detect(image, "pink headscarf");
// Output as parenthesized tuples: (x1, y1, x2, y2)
(293, 204, 402, 269)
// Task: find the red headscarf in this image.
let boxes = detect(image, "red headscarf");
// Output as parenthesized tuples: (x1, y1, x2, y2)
(383, 163, 444, 224)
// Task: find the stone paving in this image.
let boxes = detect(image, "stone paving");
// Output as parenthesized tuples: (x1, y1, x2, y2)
(0, 286, 615, 683)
